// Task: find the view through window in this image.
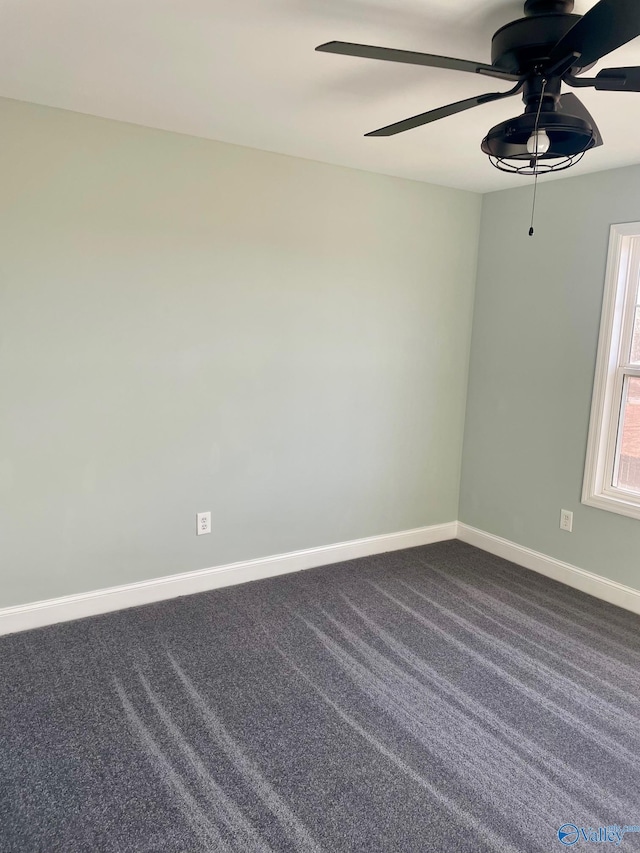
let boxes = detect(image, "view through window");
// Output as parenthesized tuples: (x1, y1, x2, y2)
(613, 283, 640, 494)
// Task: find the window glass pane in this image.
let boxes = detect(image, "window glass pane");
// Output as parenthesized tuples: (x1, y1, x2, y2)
(614, 376, 640, 494)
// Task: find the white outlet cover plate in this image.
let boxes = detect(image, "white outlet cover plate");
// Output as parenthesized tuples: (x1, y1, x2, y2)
(560, 510, 573, 532)
(197, 511, 211, 536)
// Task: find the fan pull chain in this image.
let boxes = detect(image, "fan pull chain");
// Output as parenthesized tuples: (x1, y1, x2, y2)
(528, 77, 547, 237)
(529, 171, 539, 236)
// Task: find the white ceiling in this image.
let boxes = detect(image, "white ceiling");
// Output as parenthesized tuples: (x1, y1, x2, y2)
(2, 0, 640, 192)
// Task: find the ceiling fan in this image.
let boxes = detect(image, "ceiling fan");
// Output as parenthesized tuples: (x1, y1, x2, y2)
(316, 0, 640, 175)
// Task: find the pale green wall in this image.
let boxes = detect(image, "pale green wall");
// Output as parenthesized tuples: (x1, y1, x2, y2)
(460, 164, 640, 589)
(0, 98, 481, 607)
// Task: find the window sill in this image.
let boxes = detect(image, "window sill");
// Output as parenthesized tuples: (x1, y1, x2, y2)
(582, 490, 640, 521)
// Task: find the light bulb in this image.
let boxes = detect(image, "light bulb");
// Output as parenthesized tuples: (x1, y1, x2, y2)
(526, 129, 551, 156)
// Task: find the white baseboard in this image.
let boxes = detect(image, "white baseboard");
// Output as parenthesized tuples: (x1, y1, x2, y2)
(457, 522, 640, 617)
(5, 520, 638, 637)
(0, 522, 457, 636)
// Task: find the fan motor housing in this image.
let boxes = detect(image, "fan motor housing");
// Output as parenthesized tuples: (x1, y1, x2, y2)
(491, 14, 582, 73)
(524, 0, 574, 14)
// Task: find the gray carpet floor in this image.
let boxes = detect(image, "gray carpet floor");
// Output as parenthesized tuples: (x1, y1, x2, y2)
(1, 540, 640, 852)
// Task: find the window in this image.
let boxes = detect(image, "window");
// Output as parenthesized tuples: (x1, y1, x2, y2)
(583, 222, 640, 519)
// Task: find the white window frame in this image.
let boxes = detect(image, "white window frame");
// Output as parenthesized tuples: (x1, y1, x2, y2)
(583, 221, 640, 520)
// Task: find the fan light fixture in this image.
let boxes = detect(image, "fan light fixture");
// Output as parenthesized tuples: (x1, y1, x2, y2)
(480, 107, 598, 175)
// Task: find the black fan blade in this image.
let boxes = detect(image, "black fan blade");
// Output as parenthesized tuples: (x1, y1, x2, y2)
(558, 93, 603, 146)
(365, 84, 523, 137)
(548, 0, 640, 69)
(595, 66, 640, 90)
(316, 41, 521, 81)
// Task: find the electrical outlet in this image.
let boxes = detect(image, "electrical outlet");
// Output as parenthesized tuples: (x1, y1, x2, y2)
(196, 511, 211, 536)
(560, 509, 573, 532)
